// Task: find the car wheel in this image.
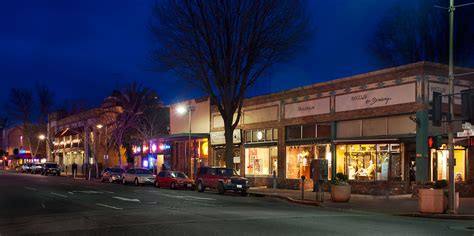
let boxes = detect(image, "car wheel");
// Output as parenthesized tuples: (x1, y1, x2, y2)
(217, 182, 225, 194)
(122, 178, 127, 185)
(101, 177, 105, 182)
(109, 177, 113, 183)
(154, 181, 160, 188)
(241, 190, 248, 196)
(197, 181, 205, 192)
(57, 173, 60, 176)
(170, 182, 176, 190)
(134, 178, 139, 186)
(45, 172, 48, 176)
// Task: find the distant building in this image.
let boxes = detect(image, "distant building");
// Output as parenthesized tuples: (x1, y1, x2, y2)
(47, 97, 122, 176)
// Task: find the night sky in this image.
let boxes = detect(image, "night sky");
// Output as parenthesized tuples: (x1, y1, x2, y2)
(0, 0, 401, 108)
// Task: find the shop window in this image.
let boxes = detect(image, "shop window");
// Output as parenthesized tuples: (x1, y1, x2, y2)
(246, 131, 252, 143)
(430, 145, 466, 182)
(336, 144, 400, 181)
(273, 129, 278, 140)
(245, 147, 277, 176)
(285, 145, 331, 179)
(302, 124, 316, 139)
(266, 129, 273, 141)
(286, 126, 301, 140)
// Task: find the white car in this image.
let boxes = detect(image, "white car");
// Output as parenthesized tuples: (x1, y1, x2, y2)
(122, 168, 155, 186)
(21, 163, 33, 173)
(30, 164, 43, 174)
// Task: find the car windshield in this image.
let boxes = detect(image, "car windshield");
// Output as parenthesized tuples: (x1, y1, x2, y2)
(172, 172, 188, 179)
(138, 169, 152, 175)
(110, 168, 124, 173)
(217, 168, 237, 177)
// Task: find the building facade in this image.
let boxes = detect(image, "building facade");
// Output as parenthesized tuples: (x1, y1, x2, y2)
(209, 62, 474, 195)
(47, 99, 123, 176)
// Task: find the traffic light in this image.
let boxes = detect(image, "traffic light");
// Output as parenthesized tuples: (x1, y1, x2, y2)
(431, 92, 442, 127)
(429, 136, 442, 149)
(461, 89, 474, 123)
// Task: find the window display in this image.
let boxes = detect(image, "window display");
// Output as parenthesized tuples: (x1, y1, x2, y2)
(245, 147, 277, 176)
(336, 144, 401, 181)
(286, 144, 331, 179)
(430, 145, 466, 182)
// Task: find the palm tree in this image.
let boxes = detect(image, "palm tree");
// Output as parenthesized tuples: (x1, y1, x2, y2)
(110, 82, 158, 168)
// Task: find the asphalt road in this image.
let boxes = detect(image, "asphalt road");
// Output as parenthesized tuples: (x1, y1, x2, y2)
(0, 170, 473, 236)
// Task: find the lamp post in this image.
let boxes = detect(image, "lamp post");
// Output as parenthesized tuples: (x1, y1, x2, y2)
(177, 105, 195, 178)
(96, 124, 109, 168)
(35, 134, 46, 162)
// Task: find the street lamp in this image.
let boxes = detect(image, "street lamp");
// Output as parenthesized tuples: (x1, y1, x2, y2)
(177, 105, 195, 178)
(35, 134, 46, 163)
(96, 123, 109, 167)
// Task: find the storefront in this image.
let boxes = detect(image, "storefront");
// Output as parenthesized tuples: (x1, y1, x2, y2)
(335, 143, 402, 181)
(132, 140, 172, 174)
(210, 129, 242, 173)
(243, 128, 278, 186)
(430, 144, 467, 182)
(285, 123, 332, 180)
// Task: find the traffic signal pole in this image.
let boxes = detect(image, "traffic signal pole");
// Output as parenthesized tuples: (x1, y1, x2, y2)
(447, 0, 455, 214)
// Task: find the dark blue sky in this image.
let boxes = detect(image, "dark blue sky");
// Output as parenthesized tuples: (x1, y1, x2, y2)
(0, 0, 400, 108)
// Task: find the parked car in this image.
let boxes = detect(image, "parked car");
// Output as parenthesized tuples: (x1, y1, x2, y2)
(195, 167, 249, 196)
(21, 163, 33, 173)
(41, 163, 61, 176)
(101, 167, 124, 183)
(154, 171, 195, 190)
(122, 168, 155, 186)
(30, 164, 43, 174)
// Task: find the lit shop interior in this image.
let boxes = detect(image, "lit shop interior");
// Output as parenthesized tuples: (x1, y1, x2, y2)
(286, 144, 332, 180)
(430, 144, 466, 182)
(336, 144, 402, 181)
(244, 128, 279, 176)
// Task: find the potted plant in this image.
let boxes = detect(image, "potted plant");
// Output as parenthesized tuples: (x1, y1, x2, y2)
(419, 180, 447, 214)
(331, 173, 351, 202)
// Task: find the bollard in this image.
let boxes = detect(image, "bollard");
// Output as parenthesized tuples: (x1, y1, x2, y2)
(273, 170, 277, 190)
(301, 175, 306, 200)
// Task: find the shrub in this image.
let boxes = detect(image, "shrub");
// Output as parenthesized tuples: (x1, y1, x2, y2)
(433, 180, 448, 189)
(333, 172, 349, 186)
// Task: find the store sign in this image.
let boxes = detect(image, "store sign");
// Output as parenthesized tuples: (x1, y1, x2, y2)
(284, 97, 330, 119)
(210, 129, 241, 145)
(233, 156, 240, 163)
(428, 82, 467, 105)
(335, 83, 416, 112)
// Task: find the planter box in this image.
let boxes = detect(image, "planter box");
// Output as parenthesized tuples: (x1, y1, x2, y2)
(331, 185, 351, 202)
(419, 189, 444, 213)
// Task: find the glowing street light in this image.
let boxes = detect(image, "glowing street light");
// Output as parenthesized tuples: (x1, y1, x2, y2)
(38, 134, 46, 140)
(176, 105, 187, 115)
(96, 124, 103, 129)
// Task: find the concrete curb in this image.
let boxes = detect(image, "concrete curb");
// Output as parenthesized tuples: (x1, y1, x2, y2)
(249, 192, 319, 206)
(395, 213, 474, 220)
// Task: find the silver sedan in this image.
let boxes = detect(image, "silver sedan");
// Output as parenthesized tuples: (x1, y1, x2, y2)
(122, 168, 155, 186)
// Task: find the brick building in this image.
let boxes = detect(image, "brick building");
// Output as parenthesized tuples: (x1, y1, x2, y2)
(209, 62, 474, 195)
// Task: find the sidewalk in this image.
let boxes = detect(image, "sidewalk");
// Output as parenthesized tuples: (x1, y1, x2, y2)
(249, 187, 474, 219)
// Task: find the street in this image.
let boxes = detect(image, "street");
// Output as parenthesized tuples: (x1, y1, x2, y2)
(0, 171, 472, 235)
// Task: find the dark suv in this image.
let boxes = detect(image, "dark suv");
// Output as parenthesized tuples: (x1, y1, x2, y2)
(196, 167, 249, 196)
(41, 163, 61, 176)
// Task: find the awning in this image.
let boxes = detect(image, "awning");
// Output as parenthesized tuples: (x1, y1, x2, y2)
(333, 138, 399, 144)
(244, 141, 278, 148)
(156, 133, 209, 141)
(285, 138, 331, 146)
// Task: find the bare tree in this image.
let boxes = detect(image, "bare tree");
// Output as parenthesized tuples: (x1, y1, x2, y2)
(370, 0, 474, 67)
(110, 82, 159, 168)
(151, 0, 310, 168)
(36, 83, 54, 124)
(134, 105, 169, 141)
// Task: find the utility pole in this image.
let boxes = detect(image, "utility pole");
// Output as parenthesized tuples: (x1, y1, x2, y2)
(447, 0, 456, 214)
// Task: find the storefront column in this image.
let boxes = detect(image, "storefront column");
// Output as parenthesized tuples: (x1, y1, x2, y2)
(416, 111, 429, 182)
(331, 121, 337, 181)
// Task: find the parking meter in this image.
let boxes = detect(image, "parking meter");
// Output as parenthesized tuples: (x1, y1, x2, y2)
(301, 175, 306, 200)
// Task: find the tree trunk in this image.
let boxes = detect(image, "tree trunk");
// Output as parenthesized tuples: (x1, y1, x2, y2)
(224, 125, 234, 169)
(117, 142, 123, 169)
